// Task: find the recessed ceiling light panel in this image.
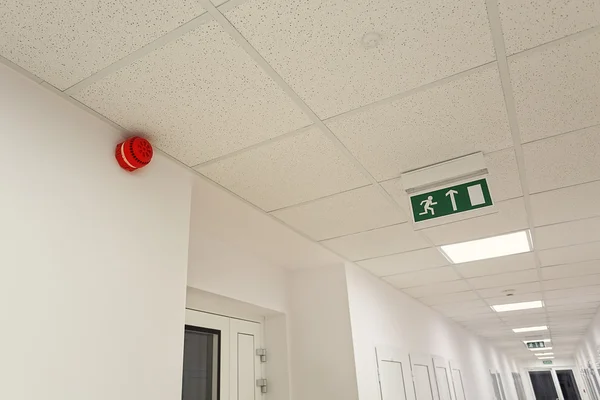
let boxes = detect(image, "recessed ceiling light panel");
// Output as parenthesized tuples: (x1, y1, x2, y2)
(538, 356, 555, 360)
(440, 230, 532, 264)
(535, 353, 554, 356)
(491, 300, 544, 313)
(513, 326, 548, 333)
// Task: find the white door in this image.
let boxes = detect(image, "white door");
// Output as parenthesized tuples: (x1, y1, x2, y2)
(449, 361, 467, 400)
(433, 357, 456, 400)
(184, 309, 264, 400)
(376, 347, 416, 400)
(411, 354, 440, 400)
(490, 370, 506, 400)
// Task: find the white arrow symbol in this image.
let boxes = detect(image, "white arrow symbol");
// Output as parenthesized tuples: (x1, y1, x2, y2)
(446, 189, 459, 211)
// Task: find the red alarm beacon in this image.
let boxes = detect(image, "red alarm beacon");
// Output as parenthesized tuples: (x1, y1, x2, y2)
(115, 136, 153, 172)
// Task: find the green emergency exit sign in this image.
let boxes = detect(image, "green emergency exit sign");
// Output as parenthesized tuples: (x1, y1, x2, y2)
(526, 342, 546, 349)
(542, 360, 553, 365)
(410, 178, 493, 223)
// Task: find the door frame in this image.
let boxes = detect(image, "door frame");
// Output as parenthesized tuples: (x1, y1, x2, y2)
(185, 309, 232, 400)
(410, 353, 441, 400)
(375, 346, 416, 400)
(526, 366, 588, 400)
(433, 356, 457, 400)
(184, 309, 265, 400)
(449, 360, 467, 400)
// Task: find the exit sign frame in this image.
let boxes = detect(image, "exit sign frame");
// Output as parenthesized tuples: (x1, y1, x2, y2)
(526, 341, 546, 349)
(408, 176, 496, 229)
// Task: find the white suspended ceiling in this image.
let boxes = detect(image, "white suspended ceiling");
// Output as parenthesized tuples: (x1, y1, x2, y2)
(2, 0, 599, 360)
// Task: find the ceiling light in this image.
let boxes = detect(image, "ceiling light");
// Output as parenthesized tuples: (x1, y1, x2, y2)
(535, 353, 554, 356)
(491, 300, 544, 313)
(531, 347, 553, 351)
(538, 356, 555, 360)
(513, 326, 548, 333)
(440, 230, 531, 264)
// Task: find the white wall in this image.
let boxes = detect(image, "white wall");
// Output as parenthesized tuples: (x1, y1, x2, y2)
(577, 307, 600, 370)
(288, 264, 360, 400)
(576, 307, 600, 400)
(0, 64, 193, 400)
(344, 262, 521, 400)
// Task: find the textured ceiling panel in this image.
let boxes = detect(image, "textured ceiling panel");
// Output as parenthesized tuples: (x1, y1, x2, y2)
(197, 127, 369, 211)
(321, 223, 430, 261)
(270, 185, 406, 240)
(523, 126, 600, 194)
(225, 0, 495, 118)
(357, 247, 448, 277)
(75, 22, 312, 166)
(326, 66, 512, 181)
(498, 0, 600, 55)
(0, 0, 207, 89)
(510, 32, 600, 143)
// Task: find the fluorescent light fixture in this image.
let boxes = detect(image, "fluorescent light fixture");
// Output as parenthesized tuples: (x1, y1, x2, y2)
(513, 326, 548, 333)
(491, 300, 544, 313)
(538, 356, 554, 360)
(531, 347, 553, 351)
(535, 353, 554, 356)
(441, 230, 531, 264)
(523, 339, 551, 343)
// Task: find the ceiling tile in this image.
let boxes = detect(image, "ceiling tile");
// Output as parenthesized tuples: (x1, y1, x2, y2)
(382, 148, 522, 207)
(530, 180, 600, 227)
(321, 223, 429, 261)
(197, 127, 369, 211)
(538, 242, 600, 267)
(545, 285, 600, 300)
(433, 299, 490, 312)
(422, 197, 528, 245)
(225, 0, 494, 118)
(383, 267, 460, 288)
(543, 274, 600, 291)
(402, 280, 471, 298)
(467, 269, 539, 289)
(535, 216, 600, 250)
(541, 261, 600, 281)
(455, 252, 537, 278)
(477, 282, 542, 299)
(357, 247, 449, 277)
(510, 31, 600, 143)
(0, 0, 207, 89)
(547, 302, 600, 312)
(326, 66, 512, 181)
(498, 0, 600, 55)
(523, 126, 600, 193)
(434, 302, 492, 317)
(419, 291, 479, 306)
(75, 22, 311, 166)
(453, 313, 500, 323)
(500, 311, 546, 324)
(545, 293, 600, 306)
(485, 148, 524, 201)
(271, 185, 406, 240)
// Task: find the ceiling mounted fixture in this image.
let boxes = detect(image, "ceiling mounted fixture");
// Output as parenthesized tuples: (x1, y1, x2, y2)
(522, 339, 551, 343)
(513, 326, 548, 333)
(535, 353, 554, 356)
(531, 347, 553, 351)
(440, 230, 531, 264)
(491, 300, 544, 313)
(537, 356, 555, 360)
